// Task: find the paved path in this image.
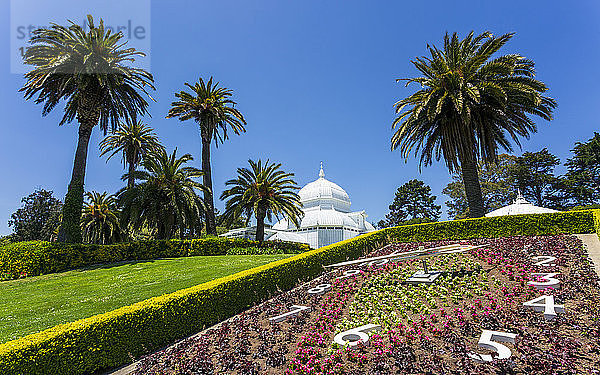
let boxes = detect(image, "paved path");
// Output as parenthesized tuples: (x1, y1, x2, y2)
(575, 233, 600, 277)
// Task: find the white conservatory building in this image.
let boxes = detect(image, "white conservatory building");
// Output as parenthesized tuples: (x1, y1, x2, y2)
(222, 164, 375, 248)
(485, 190, 559, 217)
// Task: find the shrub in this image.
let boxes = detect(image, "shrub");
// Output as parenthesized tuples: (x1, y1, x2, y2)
(226, 246, 295, 255)
(0, 210, 595, 375)
(0, 237, 310, 280)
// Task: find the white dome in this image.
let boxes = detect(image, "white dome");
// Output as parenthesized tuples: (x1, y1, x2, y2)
(298, 165, 351, 212)
(269, 163, 375, 248)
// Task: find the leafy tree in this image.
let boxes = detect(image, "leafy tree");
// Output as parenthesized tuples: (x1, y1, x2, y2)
(443, 154, 516, 219)
(21, 15, 154, 243)
(215, 208, 247, 232)
(100, 120, 163, 189)
(507, 148, 560, 207)
(81, 191, 122, 244)
(391, 31, 556, 218)
(119, 148, 207, 239)
(167, 77, 246, 236)
(220, 160, 303, 242)
(561, 133, 600, 205)
(8, 189, 62, 242)
(380, 179, 440, 227)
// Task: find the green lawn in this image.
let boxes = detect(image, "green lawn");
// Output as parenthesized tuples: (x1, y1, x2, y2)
(0, 254, 292, 343)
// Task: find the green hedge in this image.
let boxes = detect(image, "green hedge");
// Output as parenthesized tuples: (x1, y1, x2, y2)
(226, 246, 292, 255)
(0, 210, 595, 375)
(0, 237, 310, 280)
(593, 210, 600, 235)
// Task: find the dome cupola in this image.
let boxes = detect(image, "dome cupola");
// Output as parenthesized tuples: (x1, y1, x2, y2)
(298, 163, 351, 213)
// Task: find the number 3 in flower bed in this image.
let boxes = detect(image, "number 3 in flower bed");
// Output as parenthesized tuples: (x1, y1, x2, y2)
(527, 273, 560, 289)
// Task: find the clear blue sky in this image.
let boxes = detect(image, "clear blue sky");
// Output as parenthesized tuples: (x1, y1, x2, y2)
(1, 0, 599, 235)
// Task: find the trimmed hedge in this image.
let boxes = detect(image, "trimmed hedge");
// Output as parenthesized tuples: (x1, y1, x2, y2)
(593, 209, 600, 235)
(0, 210, 596, 375)
(0, 237, 310, 280)
(226, 246, 291, 255)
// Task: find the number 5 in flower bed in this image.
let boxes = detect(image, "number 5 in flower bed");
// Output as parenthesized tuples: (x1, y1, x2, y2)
(523, 295, 565, 320)
(307, 283, 332, 295)
(467, 330, 517, 363)
(268, 305, 311, 323)
(333, 324, 381, 348)
(527, 273, 560, 289)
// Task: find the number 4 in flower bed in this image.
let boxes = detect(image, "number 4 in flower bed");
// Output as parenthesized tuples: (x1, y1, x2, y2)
(467, 330, 517, 363)
(268, 305, 311, 323)
(523, 295, 565, 320)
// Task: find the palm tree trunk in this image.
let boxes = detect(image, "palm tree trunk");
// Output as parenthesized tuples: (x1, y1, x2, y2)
(58, 125, 94, 243)
(459, 155, 485, 218)
(127, 161, 136, 189)
(200, 135, 217, 235)
(255, 206, 266, 242)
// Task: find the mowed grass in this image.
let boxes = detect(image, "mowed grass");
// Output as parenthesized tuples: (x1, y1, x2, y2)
(0, 254, 292, 343)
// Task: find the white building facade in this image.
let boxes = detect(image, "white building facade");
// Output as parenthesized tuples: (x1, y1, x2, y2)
(271, 165, 375, 248)
(221, 164, 375, 248)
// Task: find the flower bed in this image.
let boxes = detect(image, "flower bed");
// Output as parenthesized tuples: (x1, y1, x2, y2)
(1, 211, 596, 375)
(134, 235, 600, 374)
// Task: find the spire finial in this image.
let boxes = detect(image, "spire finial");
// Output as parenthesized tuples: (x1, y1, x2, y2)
(319, 161, 325, 178)
(515, 188, 526, 204)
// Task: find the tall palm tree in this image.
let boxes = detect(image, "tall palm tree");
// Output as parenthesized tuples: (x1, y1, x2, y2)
(220, 159, 303, 242)
(119, 148, 208, 239)
(100, 120, 163, 189)
(81, 191, 122, 244)
(167, 77, 246, 236)
(391, 31, 556, 217)
(20, 15, 154, 243)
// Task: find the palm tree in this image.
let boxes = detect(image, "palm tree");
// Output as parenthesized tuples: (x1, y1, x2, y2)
(391, 31, 556, 217)
(220, 159, 303, 242)
(119, 148, 208, 239)
(100, 120, 163, 189)
(167, 77, 246, 236)
(81, 191, 122, 244)
(20, 15, 154, 242)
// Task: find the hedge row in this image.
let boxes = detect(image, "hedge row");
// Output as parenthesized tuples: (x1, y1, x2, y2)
(0, 237, 310, 280)
(593, 209, 600, 235)
(0, 210, 595, 375)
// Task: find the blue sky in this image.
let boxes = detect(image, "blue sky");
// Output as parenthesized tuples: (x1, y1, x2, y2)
(1, 0, 599, 235)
